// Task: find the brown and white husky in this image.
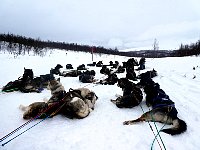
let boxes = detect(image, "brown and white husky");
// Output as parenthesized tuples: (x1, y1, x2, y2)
(20, 78, 98, 119)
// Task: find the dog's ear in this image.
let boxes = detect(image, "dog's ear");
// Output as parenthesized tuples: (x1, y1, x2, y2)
(57, 78, 60, 82)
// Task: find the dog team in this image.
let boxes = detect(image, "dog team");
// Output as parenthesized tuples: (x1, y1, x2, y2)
(3, 57, 187, 136)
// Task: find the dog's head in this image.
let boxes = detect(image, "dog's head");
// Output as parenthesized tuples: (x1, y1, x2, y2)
(23, 102, 47, 119)
(117, 78, 132, 89)
(85, 91, 98, 101)
(22, 67, 34, 81)
(143, 81, 160, 96)
(136, 77, 155, 88)
(47, 78, 60, 90)
(151, 69, 158, 78)
(47, 78, 65, 95)
(85, 91, 98, 110)
(137, 69, 157, 80)
(126, 58, 139, 67)
(55, 64, 63, 70)
(90, 70, 96, 76)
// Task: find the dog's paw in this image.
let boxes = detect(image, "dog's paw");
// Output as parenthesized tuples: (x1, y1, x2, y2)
(123, 121, 131, 125)
(110, 99, 117, 104)
(89, 108, 93, 112)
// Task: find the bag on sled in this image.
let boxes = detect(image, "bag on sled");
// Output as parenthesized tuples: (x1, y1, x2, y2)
(2, 80, 22, 92)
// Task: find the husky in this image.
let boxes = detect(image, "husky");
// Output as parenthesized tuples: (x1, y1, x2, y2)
(50, 64, 63, 75)
(47, 78, 65, 95)
(123, 79, 187, 135)
(63, 87, 98, 118)
(79, 71, 96, 83)
(20, 78, 98, 119)
(99, 73, 118, 85)
(137, 69, 157, 80)
(71, 87, 98, 110)
(20, 78, 65, 119)
(111, 78, 143, 108)
(61, 70, 82, 77)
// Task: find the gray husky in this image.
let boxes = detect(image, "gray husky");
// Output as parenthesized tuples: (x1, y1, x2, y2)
(123, 79, 187, 135)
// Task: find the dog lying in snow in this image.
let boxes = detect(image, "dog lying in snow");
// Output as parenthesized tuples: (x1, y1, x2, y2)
(123, 78, 187, 135)
(111, 78, 143, 108)
(137, 69, 157, 81)
(20, 78, 98, 119)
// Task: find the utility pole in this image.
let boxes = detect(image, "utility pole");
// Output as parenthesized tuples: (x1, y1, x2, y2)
(91, 47, 94, 62)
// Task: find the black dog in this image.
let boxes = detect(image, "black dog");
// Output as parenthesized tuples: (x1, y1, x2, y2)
(61, 70, 82, 77)
(137, 69, 157, 80)
(115, 65, 125, 73)
(100, 66, 112, 75)
(96, 61, 103, 67)
(124, 58, 138, 81)
(77, 64, 87, 70)
(66, 64, 73, 69)
(126, 58, 139, 68)
(50, 64, 63, 75)
(126, 67, 137, 81)
(99, 73, 118, 85)
(111, 78, 143, 108)
(111, 61, 119, 69)
(79, 70, 96, 83)
(22, 67, 34, 82)
(87, 62, 96, 67)
(124, 79, 187, 135)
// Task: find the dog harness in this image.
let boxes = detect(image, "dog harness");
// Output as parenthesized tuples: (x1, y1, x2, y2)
(151, 89, 175, 109)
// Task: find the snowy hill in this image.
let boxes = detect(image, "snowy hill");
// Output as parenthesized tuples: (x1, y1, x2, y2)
(0, 49, 200, 150)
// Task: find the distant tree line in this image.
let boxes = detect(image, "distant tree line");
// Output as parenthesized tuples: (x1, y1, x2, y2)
(0, 33, 120, 57)
(172, 40, 200, 57)
(0, 33, 200, 57)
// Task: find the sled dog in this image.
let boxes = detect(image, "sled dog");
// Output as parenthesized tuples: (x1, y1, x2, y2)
(123, 79, 187, 135)
(20, 78, 98, 119)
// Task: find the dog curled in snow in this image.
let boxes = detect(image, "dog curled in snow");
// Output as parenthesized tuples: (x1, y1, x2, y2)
(123, 78, 187, 135)
(20, 78, 98, 119)
(137, 69, 157, 81)
(62, 87, 98, 118)
(61, 70, 82, 77)
(111, 78, 143, 108)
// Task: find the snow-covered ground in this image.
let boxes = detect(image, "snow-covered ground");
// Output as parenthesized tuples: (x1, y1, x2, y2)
(0, 50, 200, 150)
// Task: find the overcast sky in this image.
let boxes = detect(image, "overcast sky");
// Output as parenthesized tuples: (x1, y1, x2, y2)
(0, 0, 200, 50)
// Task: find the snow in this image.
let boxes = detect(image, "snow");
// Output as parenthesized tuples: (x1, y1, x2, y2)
(0, 50, 200, 150)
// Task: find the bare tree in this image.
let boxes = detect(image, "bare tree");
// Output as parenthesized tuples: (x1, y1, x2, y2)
(152, 38, 159, 58)
(153, 38, 159, 50)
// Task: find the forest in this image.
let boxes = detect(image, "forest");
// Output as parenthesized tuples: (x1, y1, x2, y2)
(0, 33, 200, 57)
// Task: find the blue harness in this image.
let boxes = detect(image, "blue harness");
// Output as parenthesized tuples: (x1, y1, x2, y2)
(152, 89, 175, 109)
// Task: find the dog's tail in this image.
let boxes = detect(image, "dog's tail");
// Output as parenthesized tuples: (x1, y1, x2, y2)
(161, 118, 187, 135)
